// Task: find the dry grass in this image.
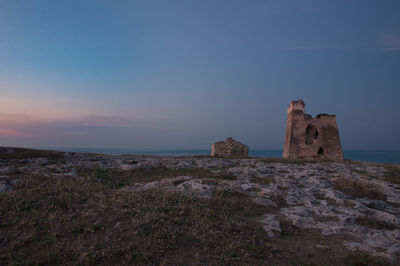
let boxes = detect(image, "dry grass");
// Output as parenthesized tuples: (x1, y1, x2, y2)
(212, 155, 251, 159)
(384, 166, 400, 184)
(351, 168, 370, 176)
(259, 158, 308, 164)
(76, 166, 237, 189)
(332, 178, 386, 200)
(252, 177, 275, 186)
(344, 253, 388, 266)
(0, 170, 275, 265)
(0, 147, 63, 160)
(259, 157, 347, 164)
(355, 216, 399, 230)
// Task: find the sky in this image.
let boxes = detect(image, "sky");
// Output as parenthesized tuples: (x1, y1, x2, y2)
(0, 0, 399, 150)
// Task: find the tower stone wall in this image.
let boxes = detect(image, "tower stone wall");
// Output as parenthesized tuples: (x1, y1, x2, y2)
(283, 100, 343, 160)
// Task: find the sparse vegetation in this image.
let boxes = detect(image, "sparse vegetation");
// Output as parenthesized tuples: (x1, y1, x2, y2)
(79, 167, 124, 187)
(355, 215, 399, 230)
(0, 147, 63, 160)
(259, 157, 308, 164)
(210, 155, 252, 159)
(252, 177, 274, 185)
(0, 171, 275, 265)
(332, 178, 386, 200)
(76, 166, 237, 189)
(384, 166, 400, 184)
(351, 168, 369, 176)
(269, 192, 287, 208)
(258, 157, 346, 164)
(344, 253, 388, 266)
(342, 159, 363, 165)
(0, 150, 397, 265)
(279, 218, 300, 238)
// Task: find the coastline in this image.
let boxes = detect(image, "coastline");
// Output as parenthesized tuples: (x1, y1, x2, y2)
(32, 147, 400, 165)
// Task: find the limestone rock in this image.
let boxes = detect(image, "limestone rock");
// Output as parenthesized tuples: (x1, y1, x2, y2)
(211, 137, 249, 157)
(261, 214, 281, 237)
(176, 179, 214, 198)
(0, 181, 12, 192)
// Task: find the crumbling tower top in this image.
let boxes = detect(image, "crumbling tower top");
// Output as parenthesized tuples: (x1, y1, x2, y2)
(287, 99, 305, 114)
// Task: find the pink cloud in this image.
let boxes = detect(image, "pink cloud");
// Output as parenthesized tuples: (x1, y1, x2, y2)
(0, 128, 32, 138)
(0, 113, 184, 148)
(0, 112, 198, 149)
(0, 113, 166, 128)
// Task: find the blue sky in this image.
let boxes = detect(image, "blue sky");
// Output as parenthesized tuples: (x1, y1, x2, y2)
(0, 0, 399, 150)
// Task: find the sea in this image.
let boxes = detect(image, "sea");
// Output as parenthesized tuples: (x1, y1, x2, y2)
(39, 148, 400, 165)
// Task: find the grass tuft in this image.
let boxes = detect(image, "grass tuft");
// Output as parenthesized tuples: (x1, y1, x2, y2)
(332, 178, 386, 200)
(383, 166, 400, 184)
(355, 216, 398, 230)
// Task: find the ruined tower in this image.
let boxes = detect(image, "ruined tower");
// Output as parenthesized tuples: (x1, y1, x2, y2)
(212, 137, 249, 157)
(283, 100, 343, 160)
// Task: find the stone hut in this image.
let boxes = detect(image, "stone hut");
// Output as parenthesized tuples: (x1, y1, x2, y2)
(283, 100, 343, 160)
(211, 137, 249, 157)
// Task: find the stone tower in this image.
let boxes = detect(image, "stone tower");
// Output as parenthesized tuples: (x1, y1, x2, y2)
(283, 100, 343, 160)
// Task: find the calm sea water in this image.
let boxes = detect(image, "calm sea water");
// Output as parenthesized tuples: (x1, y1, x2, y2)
(41, 147, 400, 165)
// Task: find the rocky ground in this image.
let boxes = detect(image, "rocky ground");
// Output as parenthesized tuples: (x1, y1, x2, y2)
(0, 148, 399, 265)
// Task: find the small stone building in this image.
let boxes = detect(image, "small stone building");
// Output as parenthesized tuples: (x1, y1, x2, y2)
(211, 137, 249, 157)
(283, 100, 343, 160)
